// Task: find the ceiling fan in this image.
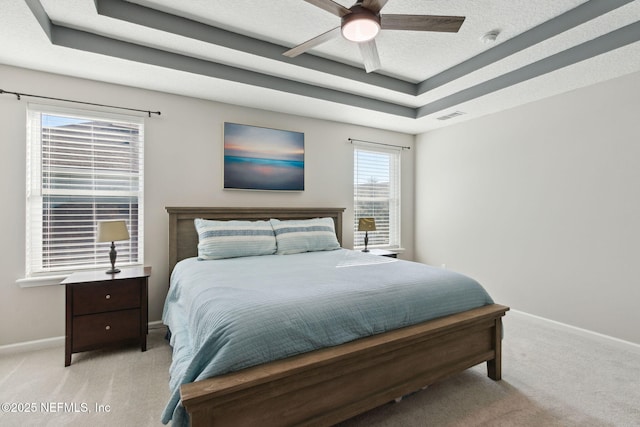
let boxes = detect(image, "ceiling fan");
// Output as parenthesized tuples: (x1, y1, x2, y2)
(283, 0, 466, 73)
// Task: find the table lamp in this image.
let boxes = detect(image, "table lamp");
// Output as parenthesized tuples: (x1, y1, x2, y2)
(357, 217, 376, 252)
(97, 220, 130, 274)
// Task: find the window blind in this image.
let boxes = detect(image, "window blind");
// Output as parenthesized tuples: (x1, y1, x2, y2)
(26, 106, 144, 275)
(353, 143, 401, 249)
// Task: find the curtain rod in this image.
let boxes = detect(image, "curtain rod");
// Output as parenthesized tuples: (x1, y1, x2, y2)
(0, 89, 161, 117)
(348, 138, 410, 150)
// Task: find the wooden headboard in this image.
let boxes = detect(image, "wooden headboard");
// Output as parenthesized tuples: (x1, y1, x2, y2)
(165, 207, 346, 273)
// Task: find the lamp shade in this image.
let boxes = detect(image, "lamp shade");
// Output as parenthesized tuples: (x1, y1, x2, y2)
(97, 220, 130, 243)
(358, 217, 377, 232)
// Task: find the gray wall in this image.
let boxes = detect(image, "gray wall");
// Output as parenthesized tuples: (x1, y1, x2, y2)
(0, 64, 415, 346)
(415, 70, 640, 345)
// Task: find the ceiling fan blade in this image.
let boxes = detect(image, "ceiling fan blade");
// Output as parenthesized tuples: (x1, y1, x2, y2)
(380, 14, 466, 32)
(361, 0, 389, 14)
(359, 40, 381, 73)
(304, 0, 351, 17)
(283, 26, 341, 58)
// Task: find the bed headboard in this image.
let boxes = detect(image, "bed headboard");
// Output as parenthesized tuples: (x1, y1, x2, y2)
(165, 207, 346, 273)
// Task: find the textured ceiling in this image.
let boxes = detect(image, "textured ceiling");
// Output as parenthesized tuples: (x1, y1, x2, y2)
(1, 0, 640, 134)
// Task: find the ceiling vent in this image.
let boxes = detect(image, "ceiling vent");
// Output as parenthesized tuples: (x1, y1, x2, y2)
(436, 111, 466, 121)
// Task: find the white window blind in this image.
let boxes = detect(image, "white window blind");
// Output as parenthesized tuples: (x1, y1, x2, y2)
(353, 143, 401, 249)
(26, 106, 144, 276)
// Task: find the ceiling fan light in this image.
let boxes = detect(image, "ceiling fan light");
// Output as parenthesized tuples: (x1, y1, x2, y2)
(342, 10, 381, 42)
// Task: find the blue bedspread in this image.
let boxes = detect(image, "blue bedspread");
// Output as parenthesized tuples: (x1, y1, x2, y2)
(161, 249, 493, 425)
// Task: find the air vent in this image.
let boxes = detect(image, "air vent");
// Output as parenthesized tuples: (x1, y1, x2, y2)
(437, 111, 466, 121)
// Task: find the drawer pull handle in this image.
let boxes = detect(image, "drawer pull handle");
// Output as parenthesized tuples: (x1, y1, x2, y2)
(105, 294, 111, 300)
(105, 325, 111, 331)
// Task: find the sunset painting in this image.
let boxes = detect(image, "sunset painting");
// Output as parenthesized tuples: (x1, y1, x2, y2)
(223, 123, 304, 191)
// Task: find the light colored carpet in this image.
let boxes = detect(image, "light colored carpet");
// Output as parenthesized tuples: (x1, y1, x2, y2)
(1, 312, 639, 426)
(0, 326, 172, 427)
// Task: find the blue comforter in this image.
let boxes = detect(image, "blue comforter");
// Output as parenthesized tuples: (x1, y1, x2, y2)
(161, 249, 493, 425)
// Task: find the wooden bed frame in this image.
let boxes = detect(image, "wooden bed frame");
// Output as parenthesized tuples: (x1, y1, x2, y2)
(166, 206, 509, 427)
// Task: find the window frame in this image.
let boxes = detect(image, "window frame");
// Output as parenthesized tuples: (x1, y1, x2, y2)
(25, 104, 144, 277)
(353, 142, 401, 250)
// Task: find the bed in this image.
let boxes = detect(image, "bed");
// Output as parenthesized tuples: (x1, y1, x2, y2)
(163, 206, 508, 426)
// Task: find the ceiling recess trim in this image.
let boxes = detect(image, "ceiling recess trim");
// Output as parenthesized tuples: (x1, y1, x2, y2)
(94, 0, 636, 98)
(417, 0, 637, 94)
(25, 0, 640, 121)
(52, 26, 417, 117)
(417, 20, 640, 118)
(95, 0, 415, 95)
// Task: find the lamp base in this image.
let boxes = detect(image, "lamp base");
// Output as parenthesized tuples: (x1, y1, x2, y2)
(362, 231, 370, 253)
(106, 241, 120, 274)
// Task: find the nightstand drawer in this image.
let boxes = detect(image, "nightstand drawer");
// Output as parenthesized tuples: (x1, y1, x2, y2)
(72, 309, 141, 351)
(73, 279, 141, 315)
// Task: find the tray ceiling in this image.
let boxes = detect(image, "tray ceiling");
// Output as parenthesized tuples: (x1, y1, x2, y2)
(1, 0, 639, 133)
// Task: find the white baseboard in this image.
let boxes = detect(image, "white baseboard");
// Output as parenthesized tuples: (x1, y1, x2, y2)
(510, 309, 640, 351)
(0, 336, 64, 355)
(0, 320, 165, 355)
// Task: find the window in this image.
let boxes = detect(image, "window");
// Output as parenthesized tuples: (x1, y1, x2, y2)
(353, 143, 401, 249)
(26, 106, 144, 276)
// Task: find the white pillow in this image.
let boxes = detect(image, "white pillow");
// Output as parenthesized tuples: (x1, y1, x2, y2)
(194, 218, 276, 260)
(270, 217, 340, 255)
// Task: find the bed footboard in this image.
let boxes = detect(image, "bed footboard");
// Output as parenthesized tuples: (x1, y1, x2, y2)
(180, 303, 509, 427)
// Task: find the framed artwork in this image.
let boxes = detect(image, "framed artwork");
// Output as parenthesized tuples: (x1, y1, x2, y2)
(224, 122, 304, 191)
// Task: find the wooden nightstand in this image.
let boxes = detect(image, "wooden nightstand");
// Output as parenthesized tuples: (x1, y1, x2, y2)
(61, 266, 150, 366)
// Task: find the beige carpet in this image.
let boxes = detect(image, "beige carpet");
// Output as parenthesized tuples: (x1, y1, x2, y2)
(1, 312, 639, 426)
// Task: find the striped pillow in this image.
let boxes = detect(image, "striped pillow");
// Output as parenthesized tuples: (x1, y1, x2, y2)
(270, 217, 341, 255)
(194, 219, 276, 260)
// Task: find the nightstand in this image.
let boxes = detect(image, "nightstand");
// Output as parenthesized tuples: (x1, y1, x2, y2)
(61, 266, 150, 366)
(368, 249, 398, 258)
